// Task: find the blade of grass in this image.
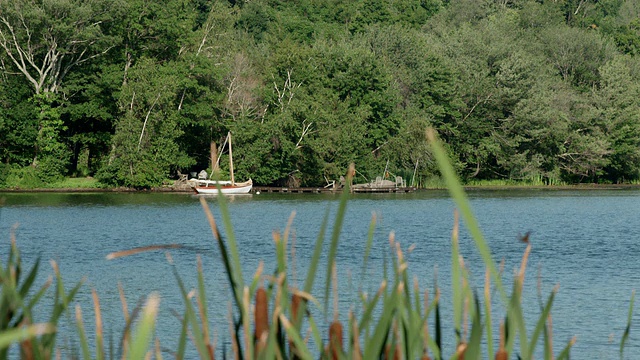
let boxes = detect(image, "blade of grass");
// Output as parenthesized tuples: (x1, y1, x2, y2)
(427, 128, 506, 303)
(434, 287, 442, 358)
(360, 213, 377, 287)
(308, 312, 323, 354)
(241, 287, 254, 360)
(323, 164, 354, 314)
(168, 255, 210, 359)
(18, 258, 40, 299)
(362, 282, 398, 359)
(303, 208, 329, 294)
(92, 289, 105, 360)
(75, 305, 92, 360)
(505, 279, 528, 357)
(555, 337, 576, 360)
(175, 309, 188, 360)
(451, 210, 462, 344)
(0, 323, 55, 351)
(526, 285, 558, 359)
(279, 313, 313, 360)
(127, 293, 159, 360)
(195, 256, 213, 357)
(357, 280, 387, 333)
(215, 188, 245, 291)
(484, 268, 494, 360)
(620, 290, 635, 359)
(465, 293, 483, 360)
(200, 198, 244, 313)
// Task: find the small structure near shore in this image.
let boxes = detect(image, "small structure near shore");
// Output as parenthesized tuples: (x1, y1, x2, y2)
(351, 175, 413, 193)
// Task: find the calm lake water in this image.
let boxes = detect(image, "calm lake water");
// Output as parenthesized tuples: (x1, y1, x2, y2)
(1, 189, 639, 359)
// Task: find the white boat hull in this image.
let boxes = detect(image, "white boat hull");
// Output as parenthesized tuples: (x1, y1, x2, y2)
(193, 179, 253, 195)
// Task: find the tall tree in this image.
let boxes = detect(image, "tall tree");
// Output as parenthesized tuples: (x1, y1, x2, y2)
(0, 0, 120, 94)
(0, 0, 121, 178)
(98, 58, 194, 188)
(594, 55, 640, 182)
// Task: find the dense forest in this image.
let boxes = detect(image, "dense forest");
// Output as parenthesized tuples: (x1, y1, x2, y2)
(0, 0, 639, 188)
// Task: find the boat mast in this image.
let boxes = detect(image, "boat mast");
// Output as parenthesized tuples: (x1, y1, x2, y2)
(228, 131, 235, 185)
(210, 141, 218, 177)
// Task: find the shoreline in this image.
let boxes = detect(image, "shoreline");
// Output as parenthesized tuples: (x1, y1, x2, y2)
(2, 183, 640, 194)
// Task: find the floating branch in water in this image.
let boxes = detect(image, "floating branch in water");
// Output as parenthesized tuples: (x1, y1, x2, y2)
(106, 244, 183, 260)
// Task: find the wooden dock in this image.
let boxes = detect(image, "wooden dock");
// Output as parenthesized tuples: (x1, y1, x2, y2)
(252, 186, 417, 194)
(253, 186, 336, 194)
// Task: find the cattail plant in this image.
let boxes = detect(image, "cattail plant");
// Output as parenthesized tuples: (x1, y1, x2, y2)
(495, 323, 508, 360)
(254, 285, 269, 356)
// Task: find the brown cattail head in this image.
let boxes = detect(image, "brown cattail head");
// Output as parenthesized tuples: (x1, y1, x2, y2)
(329, 320, 344, 360)
(495, 348, 508, 360)
(495, 321, 508, 360)
(456, 342, 467, 360)
(289, 293, 304, 360)
(292, 293, 303, 323)
(20, 338, 34, 360)
(384, 344, 400, 360)
(254, 287, 269, 341)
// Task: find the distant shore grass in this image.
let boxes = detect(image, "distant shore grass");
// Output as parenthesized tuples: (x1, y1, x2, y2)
(46, 177, 102, 189)
(3, 175, 640, 192)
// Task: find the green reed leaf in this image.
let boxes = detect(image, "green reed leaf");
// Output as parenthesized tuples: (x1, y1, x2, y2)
(74, 305, 92, 360)
(323, 164, 353, 314)
(363, 283, 398, 359)
(195, 257, 214, 358)
(170, 260, 210, 359)
(426, 128, 506, 303)
(216, 192, 246, 303)
(434, 287, 442, 357)
(308, 313, 323, 354)
(465, 294, 483, 360)
(620, 290, 635, 359)
(360, 213, 377, 288)
(293, 206, 330, 339)
(506, 280, 528, 357)
(358, 281, 385, 334)
(279, 314, 313, 360)
(526, 286, 557, 359)
(176, 310, 188, 360)
(555, 337, 575, 360)
(304, 208, 329, 295)
(484, 271, 494, 360)
(451, 218, 462, 344)
(127, 293, 159, 360)
(18, 258, 40, 299)
(0, 323, 54, 351)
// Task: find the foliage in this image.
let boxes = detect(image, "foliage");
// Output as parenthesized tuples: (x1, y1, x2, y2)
(2, 167, 44, 190)
(32, 94, 72, 182)
(96, 58, 195, 188)
(1, 0, 640, 186)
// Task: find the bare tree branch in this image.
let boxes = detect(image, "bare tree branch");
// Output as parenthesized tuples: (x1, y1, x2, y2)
(138, 92, 163, 150)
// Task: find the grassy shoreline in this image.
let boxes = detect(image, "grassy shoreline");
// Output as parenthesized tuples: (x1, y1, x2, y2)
(2, 181, 640, 193)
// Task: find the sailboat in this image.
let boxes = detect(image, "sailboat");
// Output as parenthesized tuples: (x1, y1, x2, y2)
(192, 132, 253, 195)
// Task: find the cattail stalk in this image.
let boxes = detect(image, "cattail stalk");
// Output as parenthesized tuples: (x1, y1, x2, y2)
(422, 289, 432, 360)
(329, 320, 344, 360)
(254, 287, 269, 338)
(290, 293, 303, 360)
(495, 322, 507, 360)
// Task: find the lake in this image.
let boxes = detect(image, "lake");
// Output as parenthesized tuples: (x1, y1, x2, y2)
(0, 189, 638, 359)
